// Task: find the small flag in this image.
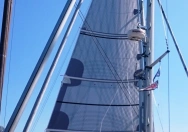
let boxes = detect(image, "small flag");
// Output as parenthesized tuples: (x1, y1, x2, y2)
(139, 80, 158, 91)
(153, 68, 160, 82)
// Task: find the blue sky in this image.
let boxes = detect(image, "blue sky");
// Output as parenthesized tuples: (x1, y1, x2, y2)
(154, 0, 188, 131)
(0, 0, 188, 132)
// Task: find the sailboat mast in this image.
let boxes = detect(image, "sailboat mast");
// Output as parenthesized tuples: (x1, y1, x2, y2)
(139, 0, 145, 131)
(0, 0, 12, 112)
(144, 0, 154, 131)
(23, 0, 83, 131)
(4, 0, 76, 132)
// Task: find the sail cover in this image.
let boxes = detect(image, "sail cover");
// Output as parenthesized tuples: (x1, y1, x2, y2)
(47, 0, 140, 131)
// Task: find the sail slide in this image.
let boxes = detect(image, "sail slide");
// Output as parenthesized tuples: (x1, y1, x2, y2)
(47, 0, 141, 131)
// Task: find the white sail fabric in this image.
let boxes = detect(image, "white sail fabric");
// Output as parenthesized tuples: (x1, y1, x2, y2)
(47, 0, 140, 131)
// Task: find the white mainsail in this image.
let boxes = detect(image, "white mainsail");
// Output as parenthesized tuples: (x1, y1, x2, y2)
(47, 0, 140, 131)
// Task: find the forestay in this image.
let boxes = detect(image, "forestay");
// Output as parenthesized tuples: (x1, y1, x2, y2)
(47, 0, 141, 131)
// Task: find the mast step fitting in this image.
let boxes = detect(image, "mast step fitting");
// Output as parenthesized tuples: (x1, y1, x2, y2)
(127, 29, 146, 41)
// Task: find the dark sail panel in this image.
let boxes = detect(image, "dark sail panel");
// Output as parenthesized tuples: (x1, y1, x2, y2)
(47, 0, 140, 131)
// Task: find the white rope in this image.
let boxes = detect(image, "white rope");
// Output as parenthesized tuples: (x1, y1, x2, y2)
(159, 0, 169, 50)
(153, 92, 164, 132)
(159, 0, 167, 40)
(30, 18, 82, 132)
(99, 87, 119, 132)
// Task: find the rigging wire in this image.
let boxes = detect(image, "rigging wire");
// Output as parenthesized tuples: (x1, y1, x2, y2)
(159, 0, 171, 131)
(153, 92, 164, 132)
(159, 2, 168, 50)
(167, 47, 170, 132)
(152, 61, 163, 132)
(165, 0, 171, 131)
(99, 67, 136, 132)
(76, 5, 140, 131)
(3, 0, 16, 127)
(99, 86, 119, 132)
(77, 7, 139, 116)
(77, 7, 140, 132)
(30, 21, 81, 132)
(31, 2, 91, 131)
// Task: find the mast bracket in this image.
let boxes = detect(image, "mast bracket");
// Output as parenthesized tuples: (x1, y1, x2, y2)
(133, 9, 140, 15)
(137, 23, 147, 30)
(145, 50, 170, 69)
(134, 69, 145, 80)
(137, 51, 150, 60)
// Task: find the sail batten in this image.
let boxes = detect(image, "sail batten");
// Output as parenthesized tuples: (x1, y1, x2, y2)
(80, 29, 129, 39)
(57, 101, 139, 106)
(63, 75, 138, 83)
(47, 0, 140, 131)
(46, 129, 138, 132)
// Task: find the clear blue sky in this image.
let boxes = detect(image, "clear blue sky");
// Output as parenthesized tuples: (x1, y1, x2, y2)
(0, 0, 187, 132)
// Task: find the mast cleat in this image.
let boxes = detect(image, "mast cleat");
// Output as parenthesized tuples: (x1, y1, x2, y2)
(127, 28, 146, 41)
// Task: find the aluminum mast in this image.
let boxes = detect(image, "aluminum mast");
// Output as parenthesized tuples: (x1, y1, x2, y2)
(144, 0, 154, 131)
(23, 0, 83, 131)
(139, 0, 145, 131)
